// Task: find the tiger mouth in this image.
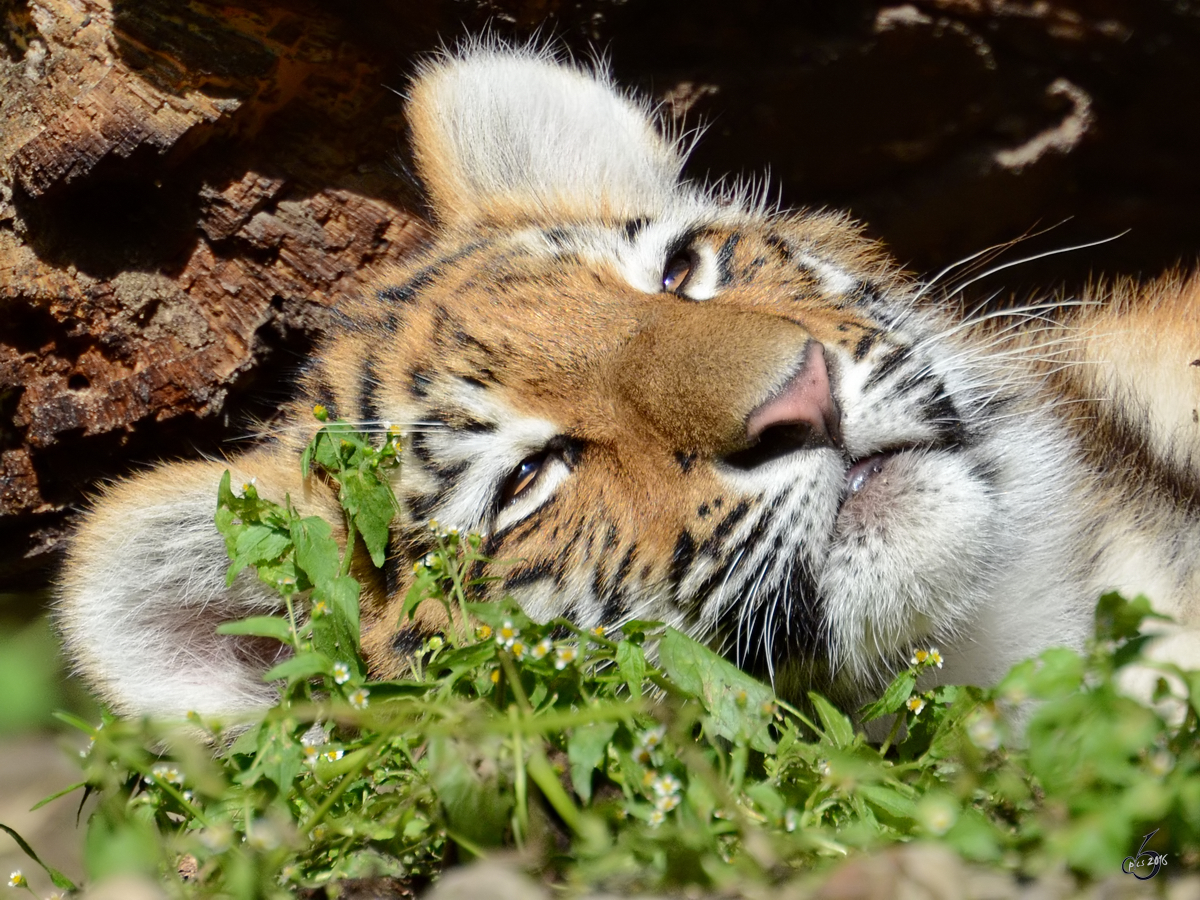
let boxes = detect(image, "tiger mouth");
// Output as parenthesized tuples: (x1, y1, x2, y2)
(839, 437, 965, 501)
(844, 451, 897, 495)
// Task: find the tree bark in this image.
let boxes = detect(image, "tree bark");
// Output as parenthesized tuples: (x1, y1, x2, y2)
(3, 0, 1200, 588)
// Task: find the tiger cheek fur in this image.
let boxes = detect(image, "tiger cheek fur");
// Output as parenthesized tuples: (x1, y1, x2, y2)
(57, 41, 1200, 721)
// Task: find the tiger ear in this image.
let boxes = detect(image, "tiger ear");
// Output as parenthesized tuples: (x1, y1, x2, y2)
(406, 44, 689, 226)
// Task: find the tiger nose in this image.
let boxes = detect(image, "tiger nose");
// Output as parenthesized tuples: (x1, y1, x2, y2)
(745, 342, 841, 448)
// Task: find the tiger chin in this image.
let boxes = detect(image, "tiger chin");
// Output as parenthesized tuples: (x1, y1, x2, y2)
(58, 41, 1200, 724)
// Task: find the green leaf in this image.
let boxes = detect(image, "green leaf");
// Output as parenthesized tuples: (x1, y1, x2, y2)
(216, 616, 294, 643)
(858, 783, 918, 821)
(427, 735, 513, 856)
(0, 823, 79, 891)
(311, 430, 341, 473)
(234, 523, 292, 566)
(340, 469, 398, 568)
(291, 515, 340, 589)
(236, 722, 304, 793)
(658, 627, 777, 752)
(808, 692, 855, 749)
(1026, 647, 1085, 700)
(859, 670, 917, 722)
(1095, 591, 1169, 643)
(615, 641, 647, 697)
(263, 651, 331, 683)
(324, 575, 362, 637)
(567, 721, 618, 803)
(29, 781, 87, 812)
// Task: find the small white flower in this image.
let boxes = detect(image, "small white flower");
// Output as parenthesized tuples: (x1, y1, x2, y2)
(303, 745, 321, 765)
(651, 773, 682, 797)
(322, 748, 344, 763)
(531, 638, 552, 659)
(510, 640, 527, 659)
(554, 644, 578, 670)
(647, 808, 665, 827)
(8, 871, 26, 888)
(910, 647, 943, 668)
(641, 724, 666, 749)
(906, 695, 927, 716)
(150, 763, 184, 786)
(497, 620, 520, 647)
(348, 687, 370, 710)
(332, 662, 351, 685)
(655, 793, 681, 812)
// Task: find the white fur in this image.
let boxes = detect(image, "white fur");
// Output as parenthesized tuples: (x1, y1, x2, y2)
(60, 482, 285, 719)
(410, 43, 696, 223)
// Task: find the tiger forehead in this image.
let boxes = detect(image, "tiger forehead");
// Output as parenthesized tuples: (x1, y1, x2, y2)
(370, 218, 883, 320)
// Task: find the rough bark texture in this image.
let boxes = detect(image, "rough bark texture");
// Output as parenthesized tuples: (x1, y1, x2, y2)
(3, 0, 1200, 589)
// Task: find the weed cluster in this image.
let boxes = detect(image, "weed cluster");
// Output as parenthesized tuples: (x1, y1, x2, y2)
(4, 417, 1198, 897)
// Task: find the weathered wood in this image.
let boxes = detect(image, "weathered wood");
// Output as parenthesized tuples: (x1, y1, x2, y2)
(3, 0, 1200, 587)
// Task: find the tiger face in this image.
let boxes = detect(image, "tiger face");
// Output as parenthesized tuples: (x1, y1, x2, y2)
(70, 40, 1170, 721)
(312, 45, 1089, 703)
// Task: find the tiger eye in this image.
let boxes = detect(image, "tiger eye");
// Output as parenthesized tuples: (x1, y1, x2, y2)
(662, 250, 695, 293)
(501, 455, 544, 506)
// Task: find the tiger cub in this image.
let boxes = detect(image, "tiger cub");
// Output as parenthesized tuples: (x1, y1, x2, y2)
(59, 43, 1200, 721)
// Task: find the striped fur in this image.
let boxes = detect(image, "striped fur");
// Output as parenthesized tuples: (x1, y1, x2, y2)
(58, 42, 1200, 719)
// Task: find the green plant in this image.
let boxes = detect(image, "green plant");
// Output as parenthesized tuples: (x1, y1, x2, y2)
(4, 417, 1198, 898)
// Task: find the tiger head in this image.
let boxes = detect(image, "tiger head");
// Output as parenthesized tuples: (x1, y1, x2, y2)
(307, 43, 1088, 704)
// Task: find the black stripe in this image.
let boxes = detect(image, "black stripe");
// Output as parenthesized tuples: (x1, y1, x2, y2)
(624, 217, 649, 241)
(668, 531, 697, 591)
(377, 241, 490, 305)
(863, 346, 912, 391)
(709, 500, 750, 545)
(429, 459, 469, 481)
(543, 227, 571, 247)
(504, 559, 559, 591)
(764, 233, 791, 263)
(404, 491, 436, 521)
(358, 354, 381, 427)
(382, 534, 401, 596)
(853, 330, 879, 362)
(716, 233, 741, 287)
(392, 628, 425, 655)
(307, 362, 339, 421)
(485, 512, 555, 557)
(410, 370, 432, 399)
(408, 433, 434, 464)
